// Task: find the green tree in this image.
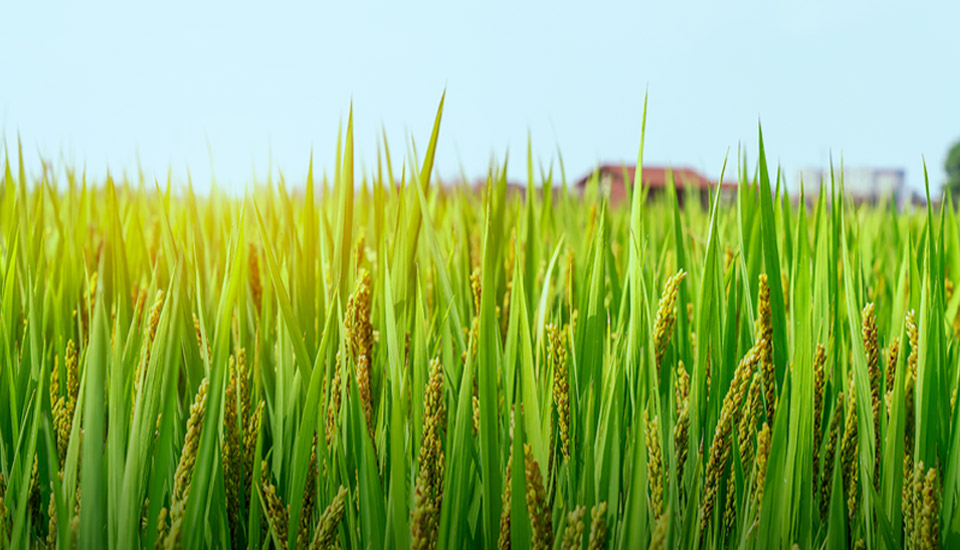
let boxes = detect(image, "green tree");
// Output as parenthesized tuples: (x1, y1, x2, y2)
(948, 139, 960, 194)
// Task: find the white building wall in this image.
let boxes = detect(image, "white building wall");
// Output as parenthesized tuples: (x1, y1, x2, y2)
(791, 167, 904, 203)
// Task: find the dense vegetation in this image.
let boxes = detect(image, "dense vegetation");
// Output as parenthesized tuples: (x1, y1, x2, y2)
(0, 98, 957, 549)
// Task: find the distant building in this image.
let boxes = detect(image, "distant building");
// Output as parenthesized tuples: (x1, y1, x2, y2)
(792, 167, 906, 207)
(573, 164, 736, 207)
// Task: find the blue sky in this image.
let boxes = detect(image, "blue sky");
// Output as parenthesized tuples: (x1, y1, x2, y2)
(2, 1, 958, 194)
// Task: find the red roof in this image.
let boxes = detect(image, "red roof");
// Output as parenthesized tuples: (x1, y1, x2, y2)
(574, 164, 736, 204)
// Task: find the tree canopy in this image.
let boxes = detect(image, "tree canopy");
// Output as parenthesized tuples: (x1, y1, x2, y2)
(947, 139, 960, 193)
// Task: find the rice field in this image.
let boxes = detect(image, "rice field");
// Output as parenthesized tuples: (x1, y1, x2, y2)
(0, 98, 957, 549)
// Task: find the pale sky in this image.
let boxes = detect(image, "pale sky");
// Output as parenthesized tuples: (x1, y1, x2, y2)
(2, 1, 958, 194)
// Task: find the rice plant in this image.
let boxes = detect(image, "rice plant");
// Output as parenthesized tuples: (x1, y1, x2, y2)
(0, 96, 958, 549)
